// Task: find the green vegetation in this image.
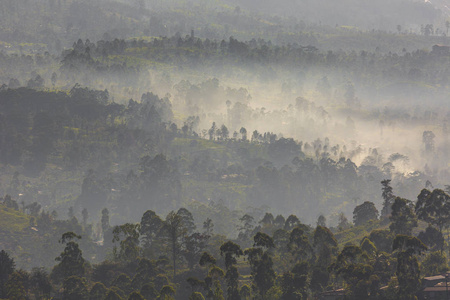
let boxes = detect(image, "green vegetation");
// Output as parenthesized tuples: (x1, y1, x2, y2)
(1, 0, 450, 298)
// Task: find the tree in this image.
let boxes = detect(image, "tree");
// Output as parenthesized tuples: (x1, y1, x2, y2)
(353, 201, 378, 226)
(52, 232, 86, 282)
(63, 276, 88, 300)
(415, 189, 450, 235)
(389, 197, 417, 236)
(338, 213, 351, 231)
(260, 213, 274, 226)
(239, 127, 247, 141)
(101, 208, 110, 237)
(202, 260, 225, 300)
(360, 237, 377, 257)
(219, 124, 229, 140)
(140, 283, 159, 300)
(284, 215, 300, 231)
(274, 215, 285, 229)
(329, 245, 375, 298)
(220, 241, 243, 300)
(162, 211, 186, 279)
(316, 215, 326, 227)
(393, 235, 427, 300)
(0, 250, 15, 299)
(418, 226, 444, 252)
(244, 233, 276, 299)
(182, 232, 209, 269)
(288, 226, 313, 262)
(177, 207, 196, 234)
(313, 226, 337, 267)
(281, 262, 309, 300)
(189, 292, 205, 300)
(239, 285, 251, 299)
(381, 179, 395, 217)
(3, 194, 18, 210)
(368, 229, 394, 254)
(112, 223, 141, 262)
(140, 210, 163, 257)
(208, 122, 217, 140)
(5, 270, 28, 300)
(30, 267, 51, 299)
(111, 273, 132, 295)
(237, 214, 254, 241)
(90, 282, 108, 300)
(160, 285, 175, 299)
(133, 258, 159, 289)
(421, 251, 448, 277)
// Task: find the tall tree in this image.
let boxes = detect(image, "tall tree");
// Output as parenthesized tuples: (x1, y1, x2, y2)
(313, 226, 337, 267)
(329, 245, 376, 298)
(316, 215, 326, 227)
(288, 226, 313, 262)
(162, 211, 186, 279)
(140, 210, 163, 258)
(389, 197, 418, 236)
(220, 241, 243, 300)
(52, 232, 86, 283)
(244, 232, 276, 299)
(415, 189, 450, 235)
(381, 179, 395, 217)
(393, 235, 427, 300)
(237, 214, 254, 241)
(177, 208, 196, 235)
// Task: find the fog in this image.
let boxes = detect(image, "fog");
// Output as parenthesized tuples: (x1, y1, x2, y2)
(4, 6, 450, 299)
(1, 0, 450, 255)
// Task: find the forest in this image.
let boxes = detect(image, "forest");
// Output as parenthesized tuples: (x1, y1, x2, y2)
(1, 0, 450, 299)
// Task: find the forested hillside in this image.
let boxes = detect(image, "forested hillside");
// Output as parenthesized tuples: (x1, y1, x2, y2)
(1, 0, 450, 299)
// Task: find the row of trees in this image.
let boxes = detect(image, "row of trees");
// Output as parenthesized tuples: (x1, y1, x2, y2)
(2, 185, 448, 299)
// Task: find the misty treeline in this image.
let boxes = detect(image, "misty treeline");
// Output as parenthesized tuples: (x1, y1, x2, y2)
(0, 0, 445, 53)
(2, 182, 450, 299)
(3, 35, 450, 173)
(1, 85, 446, 225)
(5, 34, 450, 91)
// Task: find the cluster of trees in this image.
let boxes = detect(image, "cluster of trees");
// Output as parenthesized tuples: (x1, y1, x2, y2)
(3, 182, 450, 299)
(58, 35, 450, 92)
(1, 84, 446, 230)
(0, 0, 443, 53)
